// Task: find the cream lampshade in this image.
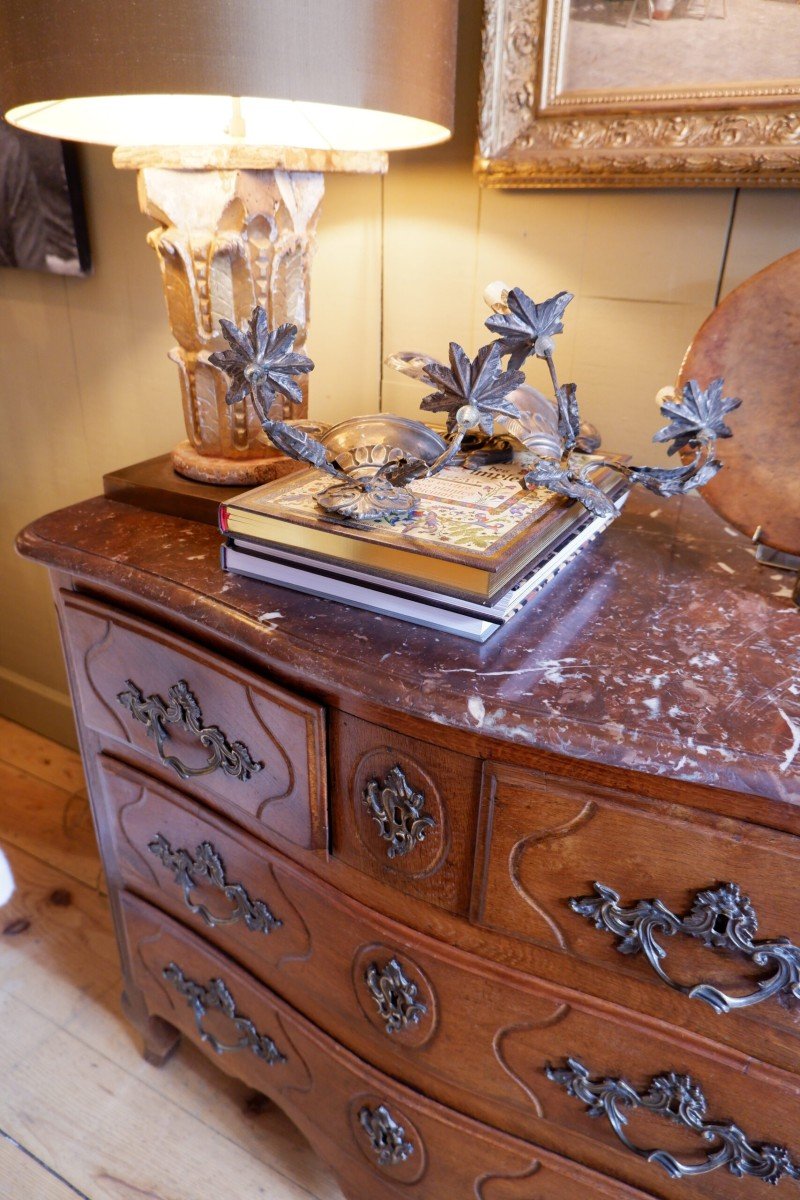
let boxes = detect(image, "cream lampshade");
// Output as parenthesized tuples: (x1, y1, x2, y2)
(1, 0, 458, 484)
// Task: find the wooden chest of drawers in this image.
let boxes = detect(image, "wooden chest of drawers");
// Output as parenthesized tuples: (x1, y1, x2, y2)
(18, 492, 800, 1200)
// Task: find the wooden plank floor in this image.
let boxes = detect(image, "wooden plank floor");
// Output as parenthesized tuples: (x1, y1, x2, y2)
(0, 716, 344, 1200)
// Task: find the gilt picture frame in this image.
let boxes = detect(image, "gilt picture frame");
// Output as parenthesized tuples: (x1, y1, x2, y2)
(476, 0, 800, 188)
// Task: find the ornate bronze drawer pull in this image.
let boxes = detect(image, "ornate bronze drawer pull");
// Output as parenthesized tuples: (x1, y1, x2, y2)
(570, 881, 800, 1015)
(163, 962, 285, 1064)
(547, 1058, 800, 1186)
(365, 958, 427, 1035)
(117, 679, 263, 782)
(148, 834, 281, 935)
(363, 765, 435, 859)
(358, 1104, 415, 1167)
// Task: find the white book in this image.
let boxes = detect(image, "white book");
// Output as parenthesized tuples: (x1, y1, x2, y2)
(221, 542, 501, 641)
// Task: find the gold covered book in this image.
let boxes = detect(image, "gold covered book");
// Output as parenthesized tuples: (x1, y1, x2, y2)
(220, 462, 624, 602)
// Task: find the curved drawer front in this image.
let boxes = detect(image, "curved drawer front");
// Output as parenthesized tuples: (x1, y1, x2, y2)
(99, 759, 800, 1200)
(472, 761, 800, 1052)
(97, 756, 314, 976)
(121, 891, 654, 1200)
(59, 591, 326, 851)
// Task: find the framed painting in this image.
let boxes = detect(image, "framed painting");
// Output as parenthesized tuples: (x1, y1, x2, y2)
(476, 0, 800, 187)
(1, 117, 90, 274)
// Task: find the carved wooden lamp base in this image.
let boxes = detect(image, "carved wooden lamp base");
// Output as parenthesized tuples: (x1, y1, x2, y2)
(114, 146, 387, 487)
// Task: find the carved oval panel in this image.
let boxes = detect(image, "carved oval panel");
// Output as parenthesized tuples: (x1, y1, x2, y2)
(348, 1092, 427, 1184)
(351, 747, 450, 880)
(351, 943, 438, 1049)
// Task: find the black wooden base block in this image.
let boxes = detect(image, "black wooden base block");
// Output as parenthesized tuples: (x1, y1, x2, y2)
(103, 455, 243, 526)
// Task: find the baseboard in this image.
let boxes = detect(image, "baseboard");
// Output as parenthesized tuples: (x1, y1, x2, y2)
(0, 666, 78, 750)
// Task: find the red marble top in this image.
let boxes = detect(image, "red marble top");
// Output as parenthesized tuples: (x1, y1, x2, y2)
(18, 491, 800, 806)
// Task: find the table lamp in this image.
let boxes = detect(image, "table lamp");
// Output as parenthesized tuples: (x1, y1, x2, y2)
(0, 0, 458, 485)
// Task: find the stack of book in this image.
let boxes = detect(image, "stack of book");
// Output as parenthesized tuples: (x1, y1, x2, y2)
(219, 463, 628, 642)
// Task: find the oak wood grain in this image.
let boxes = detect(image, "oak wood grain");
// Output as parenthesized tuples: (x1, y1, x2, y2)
(0, 843, 118, 1028)
(330, 709, 483, 915)
(47, 591, 800, 1075)
(14, 493, 800, 1199)
(0, 761, 101, 893)
(96, 756, 800, 1200)
(0, 774, 344, 1200)
(472, 760, 800, 1056)
(0, 1134, 84, 1200)
(60, 590, 328, 855)
(0, 716, 83, 792)
(124, 890, 656, 1200)
(2, 1011, 337, 1200)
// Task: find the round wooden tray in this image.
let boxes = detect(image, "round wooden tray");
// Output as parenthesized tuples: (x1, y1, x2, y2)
(678, 248, 800, 556)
